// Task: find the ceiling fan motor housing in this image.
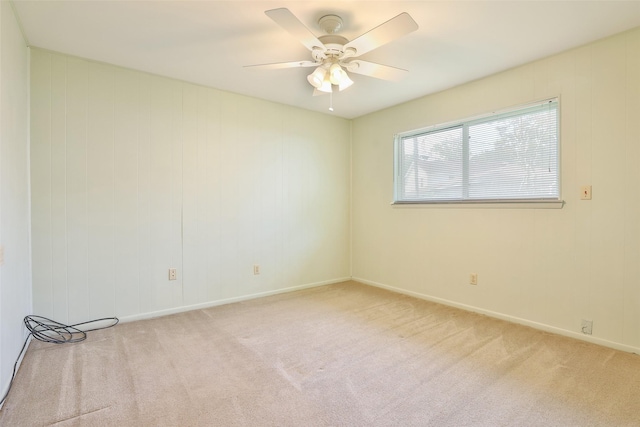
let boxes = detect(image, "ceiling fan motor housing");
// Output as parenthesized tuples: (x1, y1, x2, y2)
(318, 35, 350, 58)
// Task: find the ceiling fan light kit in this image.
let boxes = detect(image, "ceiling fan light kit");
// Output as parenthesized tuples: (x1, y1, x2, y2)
(329, 63, 343, 84)
(338, 73, 354, 91)
(245, 8, 418, 107)
(307, 65, 328, 88)
(306, 63, 354, 94)
(318, 72, 333, 93)
(330, 64, 354, 90)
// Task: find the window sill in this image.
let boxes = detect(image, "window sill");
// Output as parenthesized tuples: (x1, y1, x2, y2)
(391, 200, 565, 209)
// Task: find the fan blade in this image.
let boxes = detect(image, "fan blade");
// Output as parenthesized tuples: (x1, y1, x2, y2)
(244, 60, 318, 70)
(344, 12, 418, 57)
(345, 60, 408, 81)
(265, 8, 326, 52)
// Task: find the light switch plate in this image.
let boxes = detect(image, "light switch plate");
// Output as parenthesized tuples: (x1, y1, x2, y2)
(580, 185, 592, 200)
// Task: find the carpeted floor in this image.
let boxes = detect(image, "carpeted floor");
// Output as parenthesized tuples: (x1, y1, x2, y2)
(1, 281, 639, 426)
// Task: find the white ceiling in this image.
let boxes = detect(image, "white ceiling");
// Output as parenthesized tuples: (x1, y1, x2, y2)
(12, 1, 640, 119)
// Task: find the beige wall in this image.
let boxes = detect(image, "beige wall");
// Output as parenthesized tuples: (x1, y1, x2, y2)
(30, 49, 351, 323)
(0, 0, 31, 403)
(352, 27, 640, 352)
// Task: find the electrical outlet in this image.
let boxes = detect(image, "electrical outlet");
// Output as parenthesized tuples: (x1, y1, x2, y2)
(470, 273, 478, 285)
(581, 319, 593, 335)
(580, 185, 592, 200)
(253, 265, 260, 275)
(168, 268, 177, 281)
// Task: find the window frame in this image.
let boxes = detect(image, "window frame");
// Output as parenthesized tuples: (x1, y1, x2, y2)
(393, 98, 562, 207)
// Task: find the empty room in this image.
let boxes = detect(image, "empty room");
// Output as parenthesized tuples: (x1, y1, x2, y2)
(2, 1, 640, 425)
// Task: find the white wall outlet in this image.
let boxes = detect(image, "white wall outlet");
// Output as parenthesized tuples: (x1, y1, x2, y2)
(580, 185, 592, 200)
(168, 268, 177, 281)
(581, 319, 593, 335)
(253, 265, 260, 275)
(470, 273, 478, 285)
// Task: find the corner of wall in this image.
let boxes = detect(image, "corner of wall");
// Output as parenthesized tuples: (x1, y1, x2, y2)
(0, 0, 32, 408)
(348, 118, 353, 279)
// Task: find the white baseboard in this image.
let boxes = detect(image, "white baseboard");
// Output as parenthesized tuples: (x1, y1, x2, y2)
(119, 277, 351, 324)
(352, 276, 640, 355)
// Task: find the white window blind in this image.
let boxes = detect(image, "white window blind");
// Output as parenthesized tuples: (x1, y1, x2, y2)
(395, 99, 559, 203)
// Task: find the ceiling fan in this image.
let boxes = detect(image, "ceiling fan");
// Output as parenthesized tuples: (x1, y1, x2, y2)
(245, 8, 419, 96)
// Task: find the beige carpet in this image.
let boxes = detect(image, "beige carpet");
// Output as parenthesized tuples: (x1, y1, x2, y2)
(1, 281, 640, 426)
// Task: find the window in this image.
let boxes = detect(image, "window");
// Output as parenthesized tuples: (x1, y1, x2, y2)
(394, 99, 559, 204)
